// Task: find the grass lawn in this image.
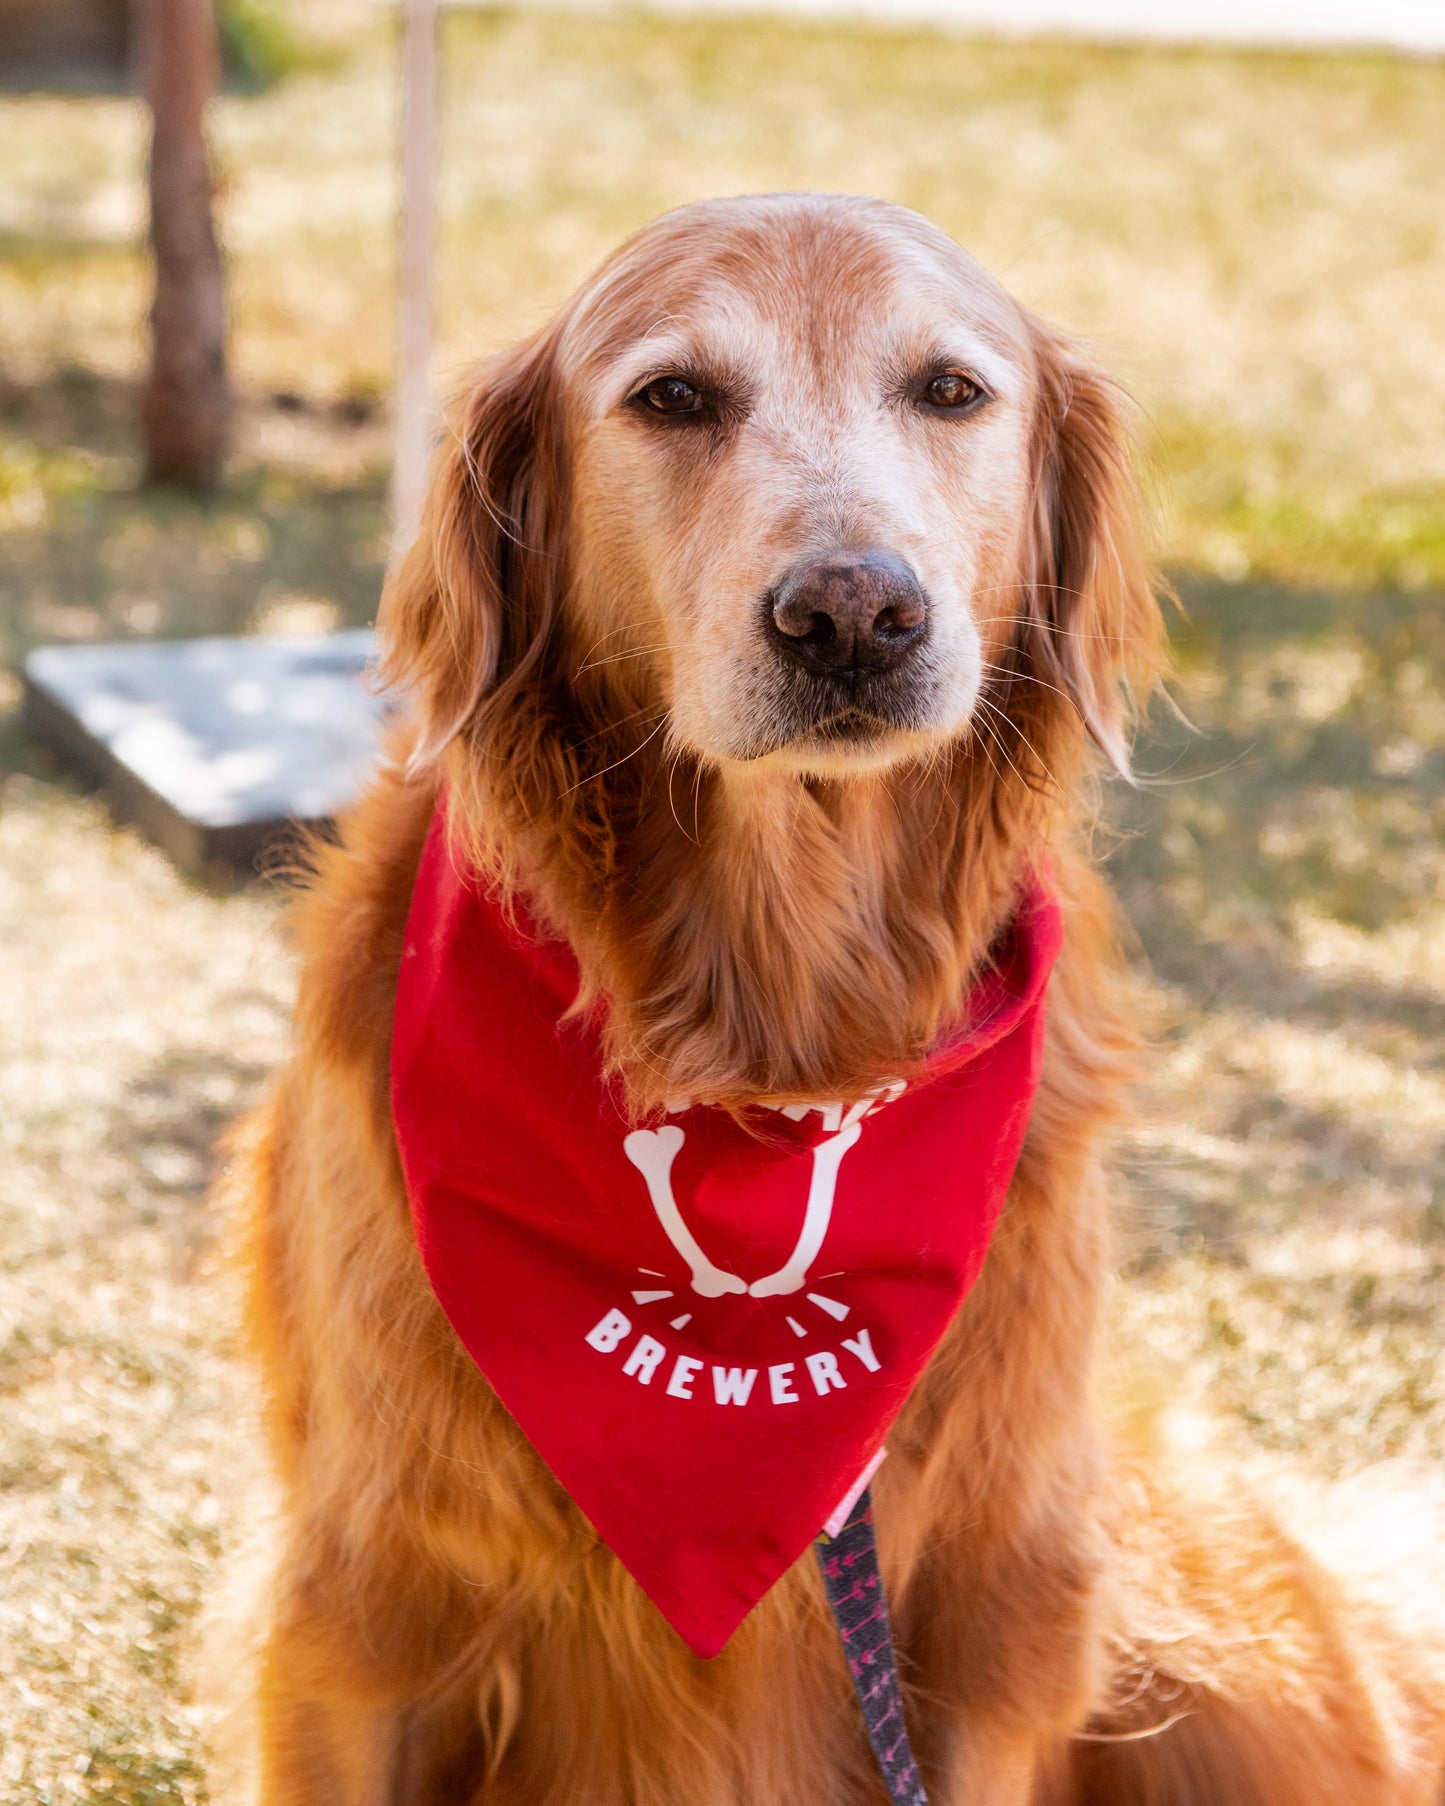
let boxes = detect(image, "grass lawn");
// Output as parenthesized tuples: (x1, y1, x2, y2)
(0, 5, 1442, 1799)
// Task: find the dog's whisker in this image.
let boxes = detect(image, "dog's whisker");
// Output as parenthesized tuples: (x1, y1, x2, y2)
(560, 711, 672, 795)
(972, 609, 1161, 647)
(690, 753, 706, 843)
(972, 698, 1051, 797)
(969, 715, 1020, 794)
(573, 644, 672, 676)
(574, 622, 653, 662)
(570, 701, 668, 749)
(977, 659, 1086, 718)
(974, 693, 1064, 794)
(665, 745, 701, 846)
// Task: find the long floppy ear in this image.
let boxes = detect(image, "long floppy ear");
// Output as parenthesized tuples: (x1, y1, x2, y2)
(378, 326, 566, 773)
(1021, 323, 1165, 779)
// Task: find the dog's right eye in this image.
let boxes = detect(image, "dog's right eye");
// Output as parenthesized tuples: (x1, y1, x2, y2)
(637, 376, 704, 416)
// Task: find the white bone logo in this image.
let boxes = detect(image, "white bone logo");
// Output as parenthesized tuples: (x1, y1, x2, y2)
(623, 1125, 748, 1297)
(622, 1091, 898, 1300)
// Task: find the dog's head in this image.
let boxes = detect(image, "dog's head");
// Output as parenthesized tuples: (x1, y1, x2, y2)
(384, 192, 1159, 798)
(380, 194, 1163, 1104)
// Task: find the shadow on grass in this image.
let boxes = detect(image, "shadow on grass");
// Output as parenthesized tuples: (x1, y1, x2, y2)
(115, 1028, 284, 1271)
(1104, 574, 1444, 1290)
(0, 364, 390, 773)
(1110, 574, 1444, 1015)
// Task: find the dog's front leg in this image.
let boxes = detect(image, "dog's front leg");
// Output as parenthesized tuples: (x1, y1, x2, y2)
(257, 1691, 419, 1806)
(932, 1723, 1045, 1806)
(259, 1688, 493, 1806)
(255, 1594, 483, 1806)
(895, 1482, 1106, 1806)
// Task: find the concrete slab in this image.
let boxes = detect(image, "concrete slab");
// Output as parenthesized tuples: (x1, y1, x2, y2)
(22, 631, 393, 875)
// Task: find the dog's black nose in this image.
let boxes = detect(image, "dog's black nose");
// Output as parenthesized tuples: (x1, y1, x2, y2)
(766, 550, 928, 677)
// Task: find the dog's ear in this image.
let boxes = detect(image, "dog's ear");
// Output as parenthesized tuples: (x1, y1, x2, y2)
(379, 327, 565, 773)
(1021, 324, 1164, 780)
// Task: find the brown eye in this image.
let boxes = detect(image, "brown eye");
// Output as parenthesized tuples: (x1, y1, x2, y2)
(923, 372, 983, 411)
(640, 376, 703, 415)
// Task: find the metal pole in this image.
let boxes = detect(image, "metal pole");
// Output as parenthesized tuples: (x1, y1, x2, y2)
(392, 0, 439, 555)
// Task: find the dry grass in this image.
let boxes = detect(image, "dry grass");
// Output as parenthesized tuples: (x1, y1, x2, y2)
(1110, 580, 1445, 1464)
(0, 786, 290, 1804)
(0, 7, 1441, 1801)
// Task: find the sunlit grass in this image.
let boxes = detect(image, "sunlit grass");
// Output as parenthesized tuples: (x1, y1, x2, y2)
(2, 4, 1444, 586)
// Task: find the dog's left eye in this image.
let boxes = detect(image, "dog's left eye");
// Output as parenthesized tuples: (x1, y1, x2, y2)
(921, 371, 985, 411)
(638, 376, 704, 415)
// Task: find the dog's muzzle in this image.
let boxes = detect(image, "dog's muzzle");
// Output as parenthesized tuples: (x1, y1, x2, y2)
(756, 548, 934, 749)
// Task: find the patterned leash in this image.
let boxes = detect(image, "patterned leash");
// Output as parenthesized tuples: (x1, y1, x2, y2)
(815, 1486, 930, 1806)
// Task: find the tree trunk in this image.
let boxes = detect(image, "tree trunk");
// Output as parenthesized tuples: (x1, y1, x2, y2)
(140, 0, 230, 491)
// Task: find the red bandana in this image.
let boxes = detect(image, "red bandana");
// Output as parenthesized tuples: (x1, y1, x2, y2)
(392, 806, 1063, 1658)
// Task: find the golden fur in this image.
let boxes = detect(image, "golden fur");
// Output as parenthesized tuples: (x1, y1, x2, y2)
(230, 195, 1445, 1804)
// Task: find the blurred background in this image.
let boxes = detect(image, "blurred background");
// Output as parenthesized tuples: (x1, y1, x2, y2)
(1, 2, 1442, 1798)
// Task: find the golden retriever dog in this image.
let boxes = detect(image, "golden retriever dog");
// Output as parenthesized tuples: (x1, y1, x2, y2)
(230, 193, 1445, 1804)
